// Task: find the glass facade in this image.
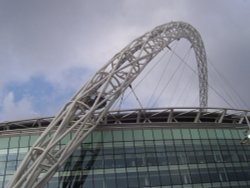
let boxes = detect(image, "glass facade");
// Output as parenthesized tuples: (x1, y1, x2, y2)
(1, 127, 250, 188)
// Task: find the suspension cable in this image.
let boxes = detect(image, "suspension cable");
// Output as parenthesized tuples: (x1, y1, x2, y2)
(121, 43, 176, 106)
(172, 50, 234, 108)
(169, 47, 192, 106)
(129, 84, 144, 110)
(208, 57, 249, 109)
(111, 47, 172, 110)
(151, 46, 192, 107)
(176, 72, 195, 106)
(146, 44, 177, 107)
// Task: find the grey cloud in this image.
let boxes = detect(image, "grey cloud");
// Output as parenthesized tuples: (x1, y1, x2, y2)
(0, 0, 250, 120)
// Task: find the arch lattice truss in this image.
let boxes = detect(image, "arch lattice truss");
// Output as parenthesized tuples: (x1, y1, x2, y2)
(8, 21, 208, 188)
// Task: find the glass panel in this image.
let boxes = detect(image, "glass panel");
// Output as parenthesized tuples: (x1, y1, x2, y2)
(116, 173, 128, 188)
(180, 169, 191, 184)
(192, 140, 203, 151)
(153, 129, 163, 140)
(0, 149, 8, 161)
(123, 130, 133, 141)
(207, 129, 217, 139)
(237, 129, 245, 139)
(29, 135, 39, 146)
(113, 130, 123, 142)
(199, 129, 208, 139)
(19, 136, 30, 147)
(0, 137, 9, 149)
(190, 169, 201, 184)
(18, 148, 28, 161)
(190, 129, 200, 139)
(160, 170, 171, 186)
(230, 129, 240, 139)
(102, 131, 112, 142)
(1, 127, 250, 187)
(127, 172, 139, 187)
(149, 171, 161, 186)
(215, 129, 225, 139)
(105, 173, 116, 188)
(210, 168, 221, 182)
(143, 130, 153, 140)
(200, 168, 210, 183)
(154, 141, 165, 152)
(167, 152, 178, 165)
(181, 129, 191, 139)
(133, 130, 143, 141)
(0, 161, 6, 175)
(223, 129, 232, 139)
(172, 129, 182, 139)
(8, 148, 18, 161)
(92, 131, 102, 143)
(170, 170, 181, 185)
(83, 133, 92, 143)
(9, 136, 19, 148)
(162, 129, 173, 139)
(175, 140, 185, 151)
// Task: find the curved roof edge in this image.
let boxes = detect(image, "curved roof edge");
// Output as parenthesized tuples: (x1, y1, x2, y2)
(0, 107, 249, 134)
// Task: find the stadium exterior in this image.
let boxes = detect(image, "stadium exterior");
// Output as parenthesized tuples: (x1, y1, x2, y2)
(1, 107, 250, 188)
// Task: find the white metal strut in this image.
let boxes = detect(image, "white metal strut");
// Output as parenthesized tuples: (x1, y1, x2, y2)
(7, 21, 208, 188)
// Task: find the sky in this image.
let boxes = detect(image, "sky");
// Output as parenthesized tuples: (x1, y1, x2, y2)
(0, 0, 250, 122)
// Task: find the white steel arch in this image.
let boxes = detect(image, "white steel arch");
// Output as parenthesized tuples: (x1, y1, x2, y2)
(7, 21, 208, 188)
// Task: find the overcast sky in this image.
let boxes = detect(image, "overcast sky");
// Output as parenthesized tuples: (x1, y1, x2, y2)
(0, 0, 250, 122)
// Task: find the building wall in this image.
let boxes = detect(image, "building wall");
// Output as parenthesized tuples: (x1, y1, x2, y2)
(1, 126, 250, 188)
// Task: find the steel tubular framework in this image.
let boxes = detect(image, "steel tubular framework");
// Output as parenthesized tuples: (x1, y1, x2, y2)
(7, 21, 208, 187)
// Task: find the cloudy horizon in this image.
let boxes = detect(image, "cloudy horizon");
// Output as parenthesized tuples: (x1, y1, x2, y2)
(1, 0, 250, 122)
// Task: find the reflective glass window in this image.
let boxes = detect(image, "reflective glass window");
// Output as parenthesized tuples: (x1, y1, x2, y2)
(207, 129, 217, 139)
(153, 129, 163, 140)
(159, 170, 171, 186)
(116, 173, 128, 188)
(127, 172, 139, 187)
(0, 137, 9, 149)
(223, 129, 232, 139)
(199, 129, 208, 139)
(113, 130, 123, 142)
(19, 136, 29, 148)
(230, 129, 240, 139)
(2, 127, 250, 187)
(9, 137, 19, 148)
(133, 130, 143, 141)
(123, 130, 133, 141)
(237, 129, 245, 138)
(162, 129, 173, 139)
(200, 168, 210, 183)
(190, 169, 201, 184)
(102, 131, 113, 142)
(190, 129, 200, 139)
(181, 129, 191, 139)
(29, 135, 39, 146)
(172, 129, 182, 139)
(180, 169, 191, 184)
(215, 129, 225, 139)
(171, 170, 181, 185)
(105, 173, 116, 188)
(143, 130, 154, 140)
(93, 131, 102, 143)
(149, 171, 161, 186)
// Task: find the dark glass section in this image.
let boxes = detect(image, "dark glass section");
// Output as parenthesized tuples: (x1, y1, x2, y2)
(1, 128, 250, 188)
